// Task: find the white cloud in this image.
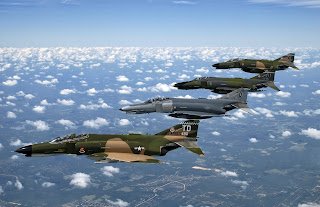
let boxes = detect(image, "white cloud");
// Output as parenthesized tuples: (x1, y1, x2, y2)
(144, 77, 153, 81)
(15, 180, 23, 190)
(300, 84, 309, 88)
(301, 128, 320, 140)
(279, 110, 298, 117)
(10, 139, 32, 147)
(298, 203, 320, 207)
(274, 102, 286, 106)
(150, 83, 176, 92)
(56, 119, 76, 130)
(0, 186, 3, 195)
(26, 120, 50, 131)
(282, 130, 292, 137)
(248, 0, 320, 9)
(196, 68, 209, 73)
(40, 99, 55, 106)
(0, 143, 3, 150)
(7, 111, 17, 118)
(173, 1, 198, 5)
(87, 88, 98, 96)
(32, 105, 46, 113)
(119, 100, 132, 105)
(42, 182, 55, 188)
(2, 79, 18, 86)
(79, 100, 112, 110)
(312, 90, 320, 95)
(119, 119, 131, 126)
(60, 89, 76, 95)
(207, 94, 222, 99)
(101, 166, 120, 177)
(221, 171, 238, 177)
(105, 199, 129, 207)
(275, 91, 291, 98)
(69, 173, 91, 188)
(212, 131, 220, 136)
(175, 95, 194, 99)
(248, 93, 266, 98)
(117, 85, 133, 94)
(24, 94, 35, 99)
(254, 107, 274, 118)
(11, 155, 20, 160)
(83, 117, 109, 129)
(231, 180, 249, 189)
(249, 138, 258, 143)
(116, 75, 129, 82)
(57, 99, 75, 106)
(155, 69, 167, 73)
(7, 95, 16, 100)
(178, 74, 190, 79)
(34, 78, 58, 85)
(136, 82, 145, 85)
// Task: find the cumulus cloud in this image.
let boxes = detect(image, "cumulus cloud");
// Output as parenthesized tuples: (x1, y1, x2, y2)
(254, 107, 274, 118)
(83, 117, 109, 129)
(57, 99, 75, 106)
(79, 99, 112, 110)
(15, 180, 23, 190)
(231, 180, 249, 189)
(42, 182, 55, 188)
(0, 143, 3, 150)
(32, 105, 46, 113)
(150, 83, 176, 92)
(34, 78, 58, 85)
(0, 186, 3, 195)
(86, 88, 98, 96)
(2, 79, 18, 86)
(69, 173, 91, 188)
(119, 100, 132, 105)
(11, 155, 20, 160)
(312, 90, 320, 95)
(25, 120, 50, 131)
(116, 75, 129, 82)
(212, 131, 220, 136)
(10, 139, 32, 147)
(178, 74, 190, 80)
(275, 91, 291, 98)
(117, 85, 133, 94)
(56, 119, 76, 130)
(60, 89, 76, 95)
(7, 111, 17, 118)
(40, 99, 55, 106)
(101, 166, 120, 177)
(24, 94, 35, 99)
(248, 93, 266, 98)
(119, 119, 131, 126)
(300, 128, 320, 140)
(221, 171, 238, 177)
(279, 110, 299, 117)
(298, 203, 320, 207)
(282, 130, 292, 137)
(136, 82, 145, 85)
(105, 199, 129, 207)
(249, 138, 258, 143)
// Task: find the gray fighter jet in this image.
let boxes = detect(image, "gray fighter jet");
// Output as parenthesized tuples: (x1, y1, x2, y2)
(120, 88, 252, 119)
(174, 72, 279, 94)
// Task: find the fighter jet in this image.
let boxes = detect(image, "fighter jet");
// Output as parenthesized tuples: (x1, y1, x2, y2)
(212, 53, 299, 73)
(15, 120, 204, 163)
(174, 72, 279, 94)
(120, 88, 252, 119)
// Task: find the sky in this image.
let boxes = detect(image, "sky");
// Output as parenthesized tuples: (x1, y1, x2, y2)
(0, 0, 320, 47)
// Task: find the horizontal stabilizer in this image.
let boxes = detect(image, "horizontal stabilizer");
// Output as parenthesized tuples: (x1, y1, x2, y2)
(175, 140, 204, 157)
(267, 81, 280, 91)
(231, 102, 254, 114)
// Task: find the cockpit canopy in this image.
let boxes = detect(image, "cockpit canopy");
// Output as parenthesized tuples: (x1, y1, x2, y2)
(227, 58, 243, 62)
(194, 77, 209, 81)
(49, 133, 89, 144)
(144, 97, 169, 104)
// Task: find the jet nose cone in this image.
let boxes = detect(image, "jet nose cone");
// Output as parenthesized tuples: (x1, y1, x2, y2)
(212, 63, 219, 68)
(15, 145, 32, 155)
(119, 106, 131, 112)
(174, 83, 182, 88)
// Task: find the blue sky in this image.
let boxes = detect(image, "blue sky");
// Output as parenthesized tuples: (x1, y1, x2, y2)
(0, 0, 320, 47)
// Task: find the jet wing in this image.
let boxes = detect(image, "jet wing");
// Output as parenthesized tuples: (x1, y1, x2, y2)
(169, 111, 221, 119)
(89, 152, 162, 164)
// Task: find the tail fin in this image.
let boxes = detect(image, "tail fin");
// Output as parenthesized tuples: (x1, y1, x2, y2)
(250, 72, 275, 81)
(275, 53, 295, 63)
(220, 88, 248, 103)
(155, 120, 199, 138)
(275, 53, 299, 70)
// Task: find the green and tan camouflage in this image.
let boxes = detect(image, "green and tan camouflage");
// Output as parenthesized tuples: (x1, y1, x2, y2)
(15, 120, 203, 163)
(212, 53, 299, 73)
(174, 72, 279, 94)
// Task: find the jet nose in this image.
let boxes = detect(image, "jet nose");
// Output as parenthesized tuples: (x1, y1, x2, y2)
(119, 106, 131, 112)
(174, 83, 183, 88)
(212, 63, 219, 68)
(15, 145, 32, 156)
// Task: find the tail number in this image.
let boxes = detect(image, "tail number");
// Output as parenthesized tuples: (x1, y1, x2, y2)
(182, 125, 191, 136)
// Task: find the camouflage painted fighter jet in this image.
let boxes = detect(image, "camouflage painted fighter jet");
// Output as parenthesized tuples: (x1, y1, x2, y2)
(120, 88, 252, 119)
(15, 120, 204, 163)
(174, 72, 279, 94)
(212, 53, 299, 73)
